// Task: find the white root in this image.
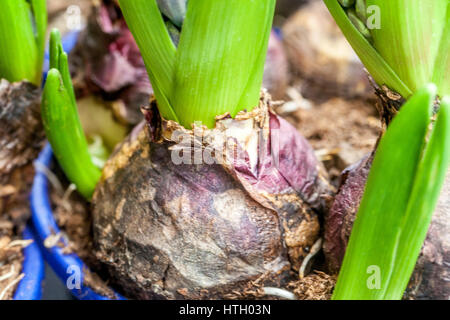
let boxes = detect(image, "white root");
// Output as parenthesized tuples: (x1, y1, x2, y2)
(0, 273, 24, 300)
(34, 161, 64, 195)
(0, 265, 15, 282)
(60, 183, 77, 212)
(299, 238, 323, 279)
(262, 287, 297, 300)
(6, 240, 33, 249)
(278, 87, 312, 114)
(44, 233, 63, 249)
(62, 183, 76, 203)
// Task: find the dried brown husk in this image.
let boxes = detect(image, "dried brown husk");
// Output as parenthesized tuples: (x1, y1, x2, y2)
(92, 92, 332, 299)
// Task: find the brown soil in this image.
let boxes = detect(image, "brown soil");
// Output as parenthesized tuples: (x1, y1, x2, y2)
(0, 165, 36, 300)
(0, 79, 44, 300)
(279, 0, 381, 186)
(288, 271, 337, 300)
(277, 96, 381, 187)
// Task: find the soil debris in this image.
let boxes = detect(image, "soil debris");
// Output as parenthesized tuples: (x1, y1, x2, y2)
(288, 271, 336, 300)
(281, 96, 380, 186)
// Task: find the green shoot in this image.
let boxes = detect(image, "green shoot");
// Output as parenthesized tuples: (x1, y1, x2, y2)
(323, 0, 411, 98)
(366, 0, 448, 97)
(338, 0, 355, 7)
(119, 0, 276, 129)
(431, 5, 450, 98)
(41, 29, 101, 200)
(0, 0, 47, 85)
(332, 85, 450, 300)
(324, 0, 449, 99)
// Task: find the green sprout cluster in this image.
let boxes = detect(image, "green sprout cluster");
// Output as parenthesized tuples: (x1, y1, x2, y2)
(41, 30, 101, 200)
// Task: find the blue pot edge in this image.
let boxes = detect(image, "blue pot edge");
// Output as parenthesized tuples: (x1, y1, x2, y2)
(30, 144, 125, 300)
(13, 226, 45, 300)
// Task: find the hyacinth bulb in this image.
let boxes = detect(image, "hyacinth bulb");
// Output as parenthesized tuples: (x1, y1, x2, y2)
(92, 94, 331, 299)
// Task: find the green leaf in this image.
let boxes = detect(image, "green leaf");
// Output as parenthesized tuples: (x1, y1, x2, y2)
(338, 0, 355, 7)
(323, 0, 412, 98)
(42, 31, 101, 200)
(347, 8, 372, 42)
(366, 0, 448, 97)
(49, 29, 76, 107)
(118, 0, 179, 122)
(355, 0, 367, 21)
(332, 85, 450, 300)
(30, 0, 47, 82)
(383, 95, 450, 299)
(119, 0, 275, 129)
(172, 0, 276, 128)
(0, 0, 47, 85)
(432, 5, 450, 97)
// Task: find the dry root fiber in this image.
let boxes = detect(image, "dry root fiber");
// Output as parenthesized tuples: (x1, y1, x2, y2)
(92, 92, 332, 299)
(0, 237, 29, 300)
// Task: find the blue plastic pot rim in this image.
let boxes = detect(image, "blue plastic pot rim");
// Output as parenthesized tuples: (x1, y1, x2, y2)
(12, 226, 45, 300)
(31, 144, 124, 300)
